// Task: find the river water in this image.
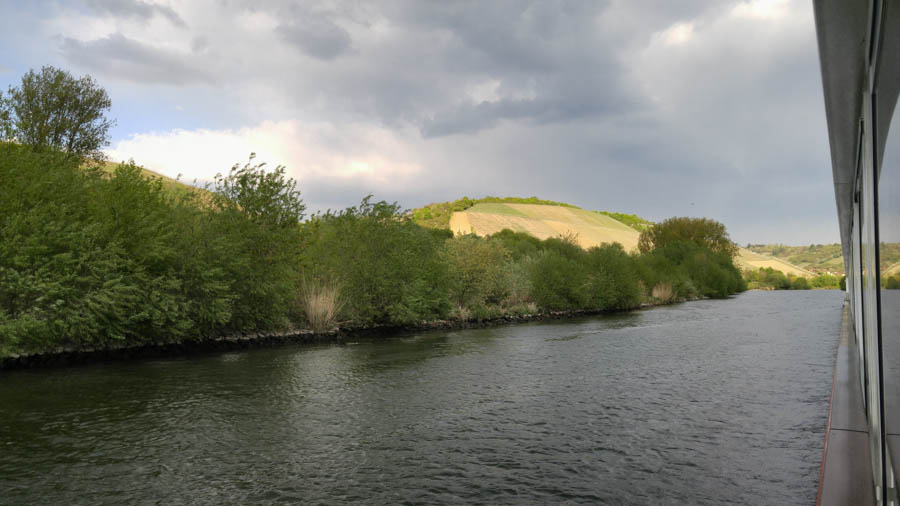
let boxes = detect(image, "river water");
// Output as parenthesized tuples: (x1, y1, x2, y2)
(0, 291, 843, 504)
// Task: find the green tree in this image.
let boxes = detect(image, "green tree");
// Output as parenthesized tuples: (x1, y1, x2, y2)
(209, 155, 307, 331)
(791, 276, 810, 290)
(303, 197, 451, 324)
(6, 66, 115, 159)
(584, 243, 641, 309)
(638, 216, 738, 258)
(0, 90, 12, 143)
(443, 235, 510, 308)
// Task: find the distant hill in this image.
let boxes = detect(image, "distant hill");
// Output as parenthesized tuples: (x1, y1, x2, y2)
(414, 197, 814, 277)
(447, 202, 643, 251)
(734, 248, 814, 278)
(745, 244, 844, 275)
(412, 196, 581, 230)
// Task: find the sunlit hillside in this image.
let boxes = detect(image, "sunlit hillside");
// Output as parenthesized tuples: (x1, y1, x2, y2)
(449, 202, 642, 251)
(746, 243, 845, 275)
(441, 200, 813, 277)
(734, 249, 814, 278)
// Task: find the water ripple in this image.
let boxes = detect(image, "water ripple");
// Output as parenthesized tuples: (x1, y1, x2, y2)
(0, 291, 842, 504)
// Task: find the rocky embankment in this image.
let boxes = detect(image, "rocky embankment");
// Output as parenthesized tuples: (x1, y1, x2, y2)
(0, 299, 695, 370)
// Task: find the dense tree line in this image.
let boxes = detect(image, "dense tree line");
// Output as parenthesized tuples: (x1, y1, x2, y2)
(0, 144, 748, 356)
(742, 267, 844, 290)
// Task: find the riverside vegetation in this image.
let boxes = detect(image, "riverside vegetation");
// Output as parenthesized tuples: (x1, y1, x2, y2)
(0, 66, 747, 358)
(0, 144, 748, 358)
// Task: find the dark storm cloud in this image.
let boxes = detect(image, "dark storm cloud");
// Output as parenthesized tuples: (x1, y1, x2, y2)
(276, 17, 352, 61)
(84, 0, 186, 28)
(33, 0, 838, 243)
(59, 33, 213, 85)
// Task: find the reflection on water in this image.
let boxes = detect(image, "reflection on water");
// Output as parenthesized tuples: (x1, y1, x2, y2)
(0, 291, 843, 504)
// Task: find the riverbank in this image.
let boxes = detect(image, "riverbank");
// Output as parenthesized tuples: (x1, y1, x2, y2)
(0, 298, 695, 370)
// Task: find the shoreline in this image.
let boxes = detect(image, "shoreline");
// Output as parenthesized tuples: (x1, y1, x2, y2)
(0, 299, 693, 371)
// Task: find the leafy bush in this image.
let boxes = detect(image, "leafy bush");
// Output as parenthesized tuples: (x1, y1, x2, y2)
(206, 155, 306, 331)
(584, 243, 641, 309)
(596, 211, 653, 231)
(529, 249, 590, 311)
(303, 197, 451, 325)
(0, 146, 308, 354)
(443, 235, 511, 308)
(791, 277, 810, 290)
(488, 229, 544, 260)
(638, 216, 738, 258)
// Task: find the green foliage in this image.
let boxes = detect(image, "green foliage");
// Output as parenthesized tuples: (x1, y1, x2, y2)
(529, 248, 591, 311)
(743, 267, 791, 290)
(5, 66, 115, 160)
(0, 145, 306, 355)
(528, 237, 647, 311)
(638, 217, 738, 258)
(791, 277, 810, 290)
(206, 156, 306, 331)
(443, 235, 510, 309)
(640, 241, 745, 299)
(633, 251, 696, 300)
(810, 273, 840, 289)
(743, 267, 844, 291)
(303, 197, 451, 325)
(840, 276, 847, 290)
(488, 229, 544, 260)
(584, 243, 642, 309)
(211, 154, 305, 228)
(0, 143, 748, 357)
(596, 211, 653, 231)
(0, 91, 12, 143)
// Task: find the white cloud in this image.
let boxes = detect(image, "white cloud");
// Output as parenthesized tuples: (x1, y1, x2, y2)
(731, 0, 790, 20)
(106, 119, 422, 189)
(656, 22, 694, 46)
(17, 0, 837, 242)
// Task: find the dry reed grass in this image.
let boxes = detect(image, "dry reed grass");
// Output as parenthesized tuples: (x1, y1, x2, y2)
(300, 278, 342, 332)
(651, 282, 674, 304)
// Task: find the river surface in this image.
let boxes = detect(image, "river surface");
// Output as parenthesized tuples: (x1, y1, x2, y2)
(0, 291, 843, 504)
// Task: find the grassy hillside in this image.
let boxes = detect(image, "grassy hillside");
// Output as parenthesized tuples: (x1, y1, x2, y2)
(447, 202, 643, 251)
(738, 243, 900, 277)
(746, 244, 844, 275)
(410, 196, 654, 232)
(734, 248, 814, 277)
(422, 197, 812, 277)
(411, 196, 579, 229)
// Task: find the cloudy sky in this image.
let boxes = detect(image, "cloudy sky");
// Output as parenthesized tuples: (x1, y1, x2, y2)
(1, 0, 835, 244)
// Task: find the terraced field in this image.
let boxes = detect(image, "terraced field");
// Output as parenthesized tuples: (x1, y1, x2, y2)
(450, 203, 642, 251)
